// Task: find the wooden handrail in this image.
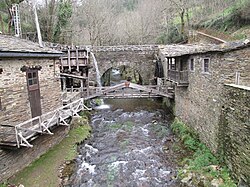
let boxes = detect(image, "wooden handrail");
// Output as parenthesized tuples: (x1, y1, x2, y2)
(12, 98, 91, 148)
(168, 70, 189, 84)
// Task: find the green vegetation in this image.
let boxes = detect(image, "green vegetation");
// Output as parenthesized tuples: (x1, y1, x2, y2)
(196, 0, 250, 35)
(6, 115, 91, 187)
(157, 25, 188, 44)
(53, 0, 73, 43)
(0, 183, 7, 187)
(95, 98, 103, 106)
(171, 118, 236, 187)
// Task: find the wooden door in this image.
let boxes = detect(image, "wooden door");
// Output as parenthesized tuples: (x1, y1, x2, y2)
(26, 70, 42, 118)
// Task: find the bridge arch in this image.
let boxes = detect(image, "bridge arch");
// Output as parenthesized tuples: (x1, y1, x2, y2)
(89, 45, 158, 85)
(101, 65, 143, 86)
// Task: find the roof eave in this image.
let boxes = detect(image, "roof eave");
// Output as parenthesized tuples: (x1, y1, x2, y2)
(0, 51, 63, 58)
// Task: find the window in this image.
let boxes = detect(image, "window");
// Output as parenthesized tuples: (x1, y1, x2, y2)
(190, 59, 194, 71)
(27, 71, 38, 86)
(203, 58, 210, 73)
(170, 58, 176, 70)
(0, 68, 3, 74)
(0, 97, 2, 111)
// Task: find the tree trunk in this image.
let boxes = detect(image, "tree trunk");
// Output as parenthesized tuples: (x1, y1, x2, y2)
(7, 7, 12, 34)
(180, 8, 185, 35)
(186, 8, 190, 29)
(47, 0, 56, 42)
(0, 14, 5, 34)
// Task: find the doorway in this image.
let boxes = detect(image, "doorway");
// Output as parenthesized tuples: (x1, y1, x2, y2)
(26, 70, 42, 118)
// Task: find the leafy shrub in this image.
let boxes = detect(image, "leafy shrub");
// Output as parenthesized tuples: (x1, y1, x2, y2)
(157, 25, 188, 44)
(171, 118, 236, 187)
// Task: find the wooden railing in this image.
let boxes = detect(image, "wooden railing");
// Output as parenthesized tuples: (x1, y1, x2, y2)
(168, 70, 189, 85)
(0, 98, 91, 148)
(83, 82, 174, 99)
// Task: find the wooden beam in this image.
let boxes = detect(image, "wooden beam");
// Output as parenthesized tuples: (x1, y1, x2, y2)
(60, 73, 88, 79)
(68, 48, 71, 72)
(197, 31, 227, 43)
(76, 47, 79, 72)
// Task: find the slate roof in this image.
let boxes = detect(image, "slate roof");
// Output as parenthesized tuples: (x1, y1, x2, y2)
(0, 34, 62, 57)
(159, 39, 250, 57)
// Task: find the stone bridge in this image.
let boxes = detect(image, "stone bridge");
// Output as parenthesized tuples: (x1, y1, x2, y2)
(91, 45, 159, 85)
(45, 43, 159, 85)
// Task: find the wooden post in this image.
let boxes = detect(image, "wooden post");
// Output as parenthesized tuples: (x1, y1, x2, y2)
(68, 48, 71, 72)
(80, 79, 84, 93)
(62, 78, 66, 91)
(76, 47, 79, 72)
(60, 57, 64, 71)
(87, 76, 89, 97)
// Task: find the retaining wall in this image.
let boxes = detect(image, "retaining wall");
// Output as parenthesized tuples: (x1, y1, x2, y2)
(219, 84, 250, 184)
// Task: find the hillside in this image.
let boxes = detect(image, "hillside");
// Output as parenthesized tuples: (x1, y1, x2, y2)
(192, 0, 250, 41)
(0, 0, 249, 44)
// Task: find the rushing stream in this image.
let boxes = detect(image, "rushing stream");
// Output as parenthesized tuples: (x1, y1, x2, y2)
(67, 99, 181, 187)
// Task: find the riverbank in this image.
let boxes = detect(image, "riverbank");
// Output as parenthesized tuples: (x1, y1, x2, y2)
(4, 115, 91, 187)
(171, 118, 236, 187)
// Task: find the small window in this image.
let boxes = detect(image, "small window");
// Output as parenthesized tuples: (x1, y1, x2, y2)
(190, 59, 194, 72)
(203, 58, 210, 73)
(27, 71, 38, 86)
(0, 68, 3, 74)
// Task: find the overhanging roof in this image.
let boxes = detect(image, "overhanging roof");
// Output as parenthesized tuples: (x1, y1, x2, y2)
(159, 39, 250, 57)
(0, 35, 63, 58)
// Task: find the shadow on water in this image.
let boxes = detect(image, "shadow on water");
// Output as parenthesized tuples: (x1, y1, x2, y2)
(65, 98, 181, 187)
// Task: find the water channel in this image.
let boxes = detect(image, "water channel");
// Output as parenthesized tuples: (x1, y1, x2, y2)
(66, 98, 181, 187)
(65, 61, 181, 186)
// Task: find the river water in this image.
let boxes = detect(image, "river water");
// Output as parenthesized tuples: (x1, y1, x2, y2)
(67, 98, 181, 187)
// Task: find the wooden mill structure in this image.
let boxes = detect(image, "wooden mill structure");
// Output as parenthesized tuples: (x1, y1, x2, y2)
(59, 45, 92, 94)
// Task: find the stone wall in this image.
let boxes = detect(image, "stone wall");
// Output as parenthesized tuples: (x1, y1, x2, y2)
(90, 46, 158, 85)
(0, 126, 69, 182)
(219, 84, 250, 184)
(171, 47, 250, 153)
(221, 48, 250, 87)
(174, 53, 223, 152)
(0, 58, 62, 125)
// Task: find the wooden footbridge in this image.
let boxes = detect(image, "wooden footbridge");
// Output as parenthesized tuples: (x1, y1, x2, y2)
(62, 80, 174, 104)
(0, 99, 91, 149)
(0, 81, 173, 149)
(85, 82, 173, 99)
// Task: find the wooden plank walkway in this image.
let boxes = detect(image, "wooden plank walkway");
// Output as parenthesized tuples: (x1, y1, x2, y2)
(0, 98, 91, 149)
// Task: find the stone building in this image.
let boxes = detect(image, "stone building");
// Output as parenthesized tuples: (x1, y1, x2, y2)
(159, 40, 250, 183)
(0, 35, 62, 145)
(0, 35, 67, 182)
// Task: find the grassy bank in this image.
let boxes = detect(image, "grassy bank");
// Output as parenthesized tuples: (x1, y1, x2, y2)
(5, 115, 91, 187)
(171, 118, 236, 187)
